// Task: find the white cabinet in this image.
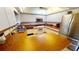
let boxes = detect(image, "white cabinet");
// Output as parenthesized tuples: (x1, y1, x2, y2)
(0, 7, 17, 31)
(0, 7, 17, 37)
(0, 8, 9, 31)
(5, 8, 17, 26)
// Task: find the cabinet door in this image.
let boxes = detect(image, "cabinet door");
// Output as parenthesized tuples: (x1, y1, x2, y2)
(5, 8, 16, 27)
(0, 8, 9, 31)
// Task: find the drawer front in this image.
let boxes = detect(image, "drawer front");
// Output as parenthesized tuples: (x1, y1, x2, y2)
(70, 39, 79, 45)
(68, 44, 78, 51)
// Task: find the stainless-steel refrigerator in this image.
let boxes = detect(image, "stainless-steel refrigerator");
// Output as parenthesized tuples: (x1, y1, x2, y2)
(60, 13, 79, 51)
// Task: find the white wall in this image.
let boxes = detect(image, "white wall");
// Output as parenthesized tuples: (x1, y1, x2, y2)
(20, 14, 47, 22)
(47, 12, 67, 22)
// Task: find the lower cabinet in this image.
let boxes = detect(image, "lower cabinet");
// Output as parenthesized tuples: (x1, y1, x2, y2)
(68, 37, 79, 51)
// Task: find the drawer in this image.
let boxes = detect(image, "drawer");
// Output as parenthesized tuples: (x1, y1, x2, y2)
(69, 37, 79, 45)
(68, 44, 78, 51)
(70, 39, 79, 45)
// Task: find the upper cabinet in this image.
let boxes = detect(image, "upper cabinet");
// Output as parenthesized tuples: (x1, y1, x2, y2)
(5, 8, 17, 27)
(0, 8, 10, 31)
(0, 7, 17, 31)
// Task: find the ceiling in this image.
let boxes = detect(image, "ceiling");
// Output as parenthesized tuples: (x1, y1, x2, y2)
(15, 7, 77, 15)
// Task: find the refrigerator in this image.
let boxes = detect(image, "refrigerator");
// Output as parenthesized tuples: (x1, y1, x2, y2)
(59, 13, 79, 51)
(59, 14, 73, 35)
